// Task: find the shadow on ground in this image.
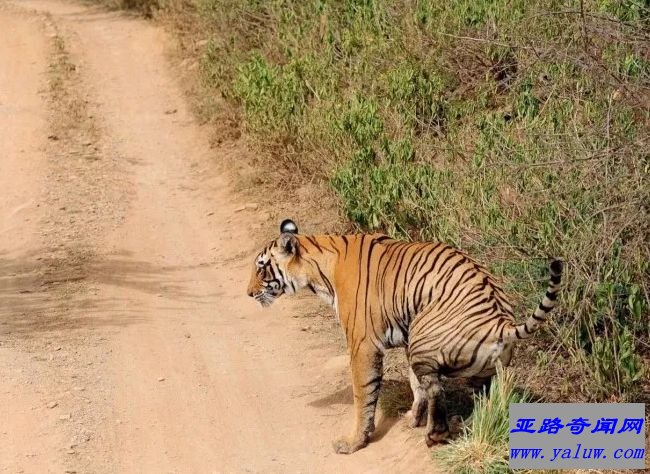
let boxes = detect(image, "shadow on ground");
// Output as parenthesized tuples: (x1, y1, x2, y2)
(0, 247, 223, 338)
(306, 375, 486, 441)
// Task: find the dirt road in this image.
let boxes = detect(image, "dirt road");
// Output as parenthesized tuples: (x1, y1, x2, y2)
(0, 1, 435, 472)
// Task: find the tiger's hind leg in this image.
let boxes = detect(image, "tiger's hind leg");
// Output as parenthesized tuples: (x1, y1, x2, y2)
(406, 367, 427, 428)
(469, 375, 493, 396)
(420, 373, 449, 446)
(408, 313, 450, 445)
(409, 359, 449, 446)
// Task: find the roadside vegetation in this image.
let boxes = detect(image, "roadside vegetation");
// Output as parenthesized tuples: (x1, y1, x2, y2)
(111, 0, 648, 470)
(434, 365, 531, 474)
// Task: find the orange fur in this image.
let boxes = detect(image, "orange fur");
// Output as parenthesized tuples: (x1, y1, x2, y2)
(248, 221, 562, 453)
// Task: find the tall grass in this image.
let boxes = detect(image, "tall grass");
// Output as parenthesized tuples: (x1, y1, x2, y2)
(195, 0, 649, 403)
(434, 365, 530, 474)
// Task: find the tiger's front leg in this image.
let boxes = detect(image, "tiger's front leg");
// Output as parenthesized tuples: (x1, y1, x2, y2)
(333, 345, 383, 454)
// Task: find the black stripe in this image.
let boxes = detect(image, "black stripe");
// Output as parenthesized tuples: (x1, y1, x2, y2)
(413, 274, 428, 314)
(394, 247, 417, 319)
(390, 243, 412, 318)
(545, 291, 557, 301)
(350, 235, 367, 347)
(363, 397, 379, 409)
(411, 297, 491, 354)
(412, 246, 441, 311)
(450, 296, 491, 320)
(539, 303, 553, 312)
(550, 260, 563, 274)
(305, 236, 322, 252)
(367, 383, 381, 397)
(311, 260, 334, 295)
(426, 286, 434, 309)
(404, 245, 427, 298)
(550, 274, 561, 284)
(407, 243, 428, 279)
(452, 329, 493, 367)
(362, 375, 382, 388)
(375, 241, 399, 296)
(359, 237, 384, 351)
(436, 271, 479, 314)
(435, 254, 465, 290)
(411, 244, 444, 310)
(431, 247, 454, 275)
(400, 326, 409, 345)
(438, 260, 470, 305)
(532, 314, 546, 322)
(373, 245, 393, 329)
(401, 250, 421, 321)
(327, 236, 341, 256)
(364, 237, 384, 295)
(374, 244, 396, 326)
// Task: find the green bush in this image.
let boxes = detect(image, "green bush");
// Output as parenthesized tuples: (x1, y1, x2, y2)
(233, 55, 310, 139)
(196, 0, 649, 405)
(434, 365, 530, 474)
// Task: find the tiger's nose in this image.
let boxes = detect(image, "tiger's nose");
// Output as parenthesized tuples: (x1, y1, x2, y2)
(247, 290, 254, 297)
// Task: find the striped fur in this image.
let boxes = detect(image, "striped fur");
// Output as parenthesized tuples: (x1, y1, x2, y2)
(247, 220, 563, 454)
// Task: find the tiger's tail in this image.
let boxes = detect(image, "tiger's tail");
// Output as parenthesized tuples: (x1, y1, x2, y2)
(504, 259, 563, 341)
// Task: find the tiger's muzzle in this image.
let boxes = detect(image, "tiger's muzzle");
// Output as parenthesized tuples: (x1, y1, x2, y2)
(249, 280, 284, 307)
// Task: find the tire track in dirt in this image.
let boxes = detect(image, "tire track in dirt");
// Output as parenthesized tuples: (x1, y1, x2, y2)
(0, 7, 64, 473)
(1, 3, 127, 473)
(1, 1, 438, 472)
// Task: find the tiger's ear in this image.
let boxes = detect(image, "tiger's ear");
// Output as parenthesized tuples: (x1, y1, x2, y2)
(280, 219, 298, 234)
(278, 232, 299, 256)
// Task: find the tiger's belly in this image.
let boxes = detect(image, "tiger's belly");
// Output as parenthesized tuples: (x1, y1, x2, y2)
(383, 326, 408, 349)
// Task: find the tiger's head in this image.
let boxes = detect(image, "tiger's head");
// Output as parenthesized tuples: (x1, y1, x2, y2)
(247, 219, 303, 308)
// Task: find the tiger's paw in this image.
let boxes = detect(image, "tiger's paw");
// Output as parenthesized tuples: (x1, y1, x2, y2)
(405, 406, 426, 428)
(425, 426, 450, 447)
(332, 434, 368, 454)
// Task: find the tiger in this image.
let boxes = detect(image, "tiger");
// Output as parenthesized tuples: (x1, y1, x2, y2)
(247, 219, 563, 454)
